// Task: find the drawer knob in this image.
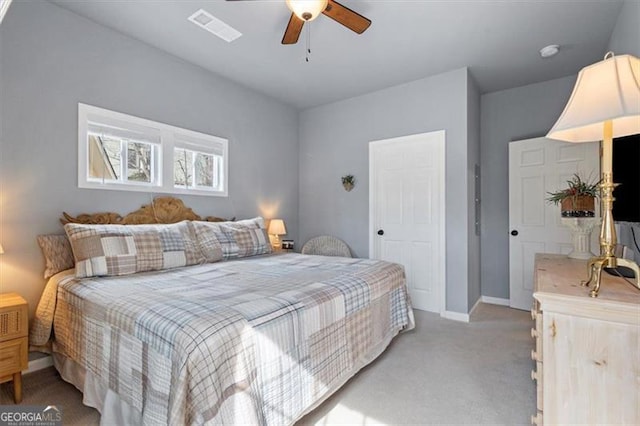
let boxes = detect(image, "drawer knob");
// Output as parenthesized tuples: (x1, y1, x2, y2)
(531, 369, 538, 381)
(531, 412, 542, 425)
(530, 310, 537, 320)
(531, 328, 538, 338)
(531, 349, 540, 361)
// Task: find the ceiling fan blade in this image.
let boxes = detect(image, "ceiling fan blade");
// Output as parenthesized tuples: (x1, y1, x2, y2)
(282, 13, 304, 45)
(322, 0, 371, 34)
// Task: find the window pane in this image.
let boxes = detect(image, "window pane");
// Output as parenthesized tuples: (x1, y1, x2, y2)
(127, 141, 152, 183)
(211, 155, 222, 189)
(195, 152, 214, 187)
(88, 135, 121, 180)
(81, 104, 227, 195)
(174, 148, 192, 187)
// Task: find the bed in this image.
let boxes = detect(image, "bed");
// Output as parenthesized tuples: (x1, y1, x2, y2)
(31, 198, 415, 425)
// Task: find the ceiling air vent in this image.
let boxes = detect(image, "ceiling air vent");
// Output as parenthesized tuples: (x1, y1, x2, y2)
(188, 9, 242, 43)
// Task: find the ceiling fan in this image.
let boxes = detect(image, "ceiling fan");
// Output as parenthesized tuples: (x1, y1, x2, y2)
(227, 0, 371, 45)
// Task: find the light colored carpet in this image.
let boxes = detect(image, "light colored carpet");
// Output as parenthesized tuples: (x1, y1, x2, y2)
(300, 303, 535, 425)
(0, 363, 100, 424)
(0, 303, 535, 425)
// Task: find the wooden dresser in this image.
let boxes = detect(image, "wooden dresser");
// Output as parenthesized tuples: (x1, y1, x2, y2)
(531, 254, 640, 425)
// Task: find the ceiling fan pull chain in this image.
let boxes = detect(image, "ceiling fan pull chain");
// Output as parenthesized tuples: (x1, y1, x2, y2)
(306, 24, 311, 62)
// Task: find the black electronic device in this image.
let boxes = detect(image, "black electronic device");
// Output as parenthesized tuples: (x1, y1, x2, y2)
(612, 134, 640, 223)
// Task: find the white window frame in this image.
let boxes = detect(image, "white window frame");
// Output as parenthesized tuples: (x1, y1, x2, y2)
(86, 133, 161, 187)
(172, 132, 226, 195)
(78, 103, 229, 197)
(173, 147, 223, 192)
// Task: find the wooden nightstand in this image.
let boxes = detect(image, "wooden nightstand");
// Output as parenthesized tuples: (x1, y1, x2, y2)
(0, 293, 28, 403)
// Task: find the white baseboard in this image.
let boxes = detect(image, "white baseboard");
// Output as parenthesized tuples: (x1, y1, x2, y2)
(441, 296, 507, 323)
(441, 310, 470, 323)
(442, 297, 481, 323)
(481, 296, 510, 307)
(25, 354, 53, 374)
(469, 298, 482, 317)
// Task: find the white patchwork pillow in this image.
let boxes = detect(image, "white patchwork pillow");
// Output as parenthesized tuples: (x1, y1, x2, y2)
(227, 226, 272, 257)
(190, 217, 271, 261)
(223, 217, 267, 230)
(64, 221, 203, 278)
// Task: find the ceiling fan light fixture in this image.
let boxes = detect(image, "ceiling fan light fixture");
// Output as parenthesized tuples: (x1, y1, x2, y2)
(285, 0, 328, 21)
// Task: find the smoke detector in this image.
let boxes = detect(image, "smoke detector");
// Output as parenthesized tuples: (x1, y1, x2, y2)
(540, 45, 560, 58)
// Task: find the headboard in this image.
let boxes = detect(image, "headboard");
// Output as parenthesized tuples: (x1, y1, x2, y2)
(61, 196, 233, 225)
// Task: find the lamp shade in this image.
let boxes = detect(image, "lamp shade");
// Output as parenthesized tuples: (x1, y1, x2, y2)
(547, 53, 640, 143)
(0, 244, 4, 255)
(268, 219, 287, 236)
(285, 0, 328, 21)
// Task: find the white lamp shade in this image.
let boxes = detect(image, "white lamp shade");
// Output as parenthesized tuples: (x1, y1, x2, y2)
(285, 0, 328, 21)
(547, 54, 640, 142)
(268, 219, 287, 236)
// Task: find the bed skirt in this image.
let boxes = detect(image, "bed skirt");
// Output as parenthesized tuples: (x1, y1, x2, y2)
(53, 322, 411, 425)
(54, 352, 142, 425)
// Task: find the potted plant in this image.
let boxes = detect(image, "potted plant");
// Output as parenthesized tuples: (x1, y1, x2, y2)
(546, 174, 599, 217)
(341, 174, 355, 192)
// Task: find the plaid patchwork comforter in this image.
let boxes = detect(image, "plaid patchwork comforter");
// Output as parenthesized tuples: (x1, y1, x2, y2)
(42, 253, 414, 425)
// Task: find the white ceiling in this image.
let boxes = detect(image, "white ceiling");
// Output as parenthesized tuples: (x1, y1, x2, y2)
(50, 0, 624, 109)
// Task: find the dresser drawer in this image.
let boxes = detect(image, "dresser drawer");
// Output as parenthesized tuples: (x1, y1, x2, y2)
(0, 337, 28, 377)
(535, 310, 543, 361)
(535, 361, 543, 412)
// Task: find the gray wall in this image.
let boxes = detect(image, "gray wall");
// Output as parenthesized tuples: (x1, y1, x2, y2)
(0, 1, 299, 317)
(467, 74, 481, 310)
(479, 75, 576, 299)
(299, 67, 476, 314)
(607, 0, 640, 56)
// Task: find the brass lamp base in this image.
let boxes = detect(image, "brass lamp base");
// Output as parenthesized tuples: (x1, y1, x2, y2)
(582, 256, 640, 297)
(580, 141, 640, 297)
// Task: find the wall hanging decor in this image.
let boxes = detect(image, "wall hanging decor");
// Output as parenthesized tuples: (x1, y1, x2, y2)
(341, 174, 355, 192)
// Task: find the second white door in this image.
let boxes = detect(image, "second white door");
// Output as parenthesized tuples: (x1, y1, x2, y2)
(370, 131, 446, 313)
(509, 137, 599, 310)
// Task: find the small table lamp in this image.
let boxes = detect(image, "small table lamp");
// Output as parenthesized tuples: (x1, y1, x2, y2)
(547, 52, 640, 297)
(268, 219, 287, 249)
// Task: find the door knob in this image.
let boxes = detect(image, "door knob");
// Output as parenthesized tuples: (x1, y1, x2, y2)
(511, 230, 519, 236)
(377, 229, 384, 236)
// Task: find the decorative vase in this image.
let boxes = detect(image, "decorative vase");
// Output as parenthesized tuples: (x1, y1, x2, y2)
(560, 195, 595, 217)
(561, 217, 600, 259)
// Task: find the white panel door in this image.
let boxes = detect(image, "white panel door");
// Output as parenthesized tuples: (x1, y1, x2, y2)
(370, 131, 445, 313)
(509, 137, 599, 310)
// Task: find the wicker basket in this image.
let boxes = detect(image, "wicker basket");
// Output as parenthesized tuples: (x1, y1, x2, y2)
(560, 195, 595, 217)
